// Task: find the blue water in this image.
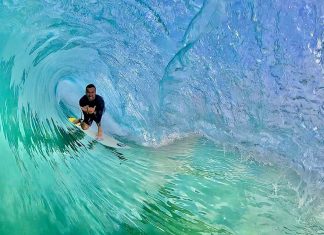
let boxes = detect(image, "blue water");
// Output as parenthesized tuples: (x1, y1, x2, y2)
(0, 0, 323, 234)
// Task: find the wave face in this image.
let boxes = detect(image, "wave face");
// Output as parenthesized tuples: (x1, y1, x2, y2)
(0, 0, 323, 234)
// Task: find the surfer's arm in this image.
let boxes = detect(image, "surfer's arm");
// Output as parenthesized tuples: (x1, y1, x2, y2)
(79, 97, 91, 114)
(96, 97, 105, 116)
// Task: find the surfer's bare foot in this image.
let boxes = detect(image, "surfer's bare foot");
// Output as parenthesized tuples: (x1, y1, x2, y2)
(96, 132, 103, 140)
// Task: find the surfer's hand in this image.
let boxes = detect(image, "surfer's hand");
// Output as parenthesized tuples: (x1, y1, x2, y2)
(81, 105, 89, 112)
(88, 106, 96, 114)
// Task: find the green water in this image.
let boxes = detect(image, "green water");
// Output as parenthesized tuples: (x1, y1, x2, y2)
(0, 130, 323, 234)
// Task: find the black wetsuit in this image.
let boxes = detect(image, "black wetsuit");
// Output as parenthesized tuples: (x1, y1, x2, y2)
(79, 95, 105, 126)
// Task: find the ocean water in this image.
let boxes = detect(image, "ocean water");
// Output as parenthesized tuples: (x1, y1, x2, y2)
(0, 0, 323, 234)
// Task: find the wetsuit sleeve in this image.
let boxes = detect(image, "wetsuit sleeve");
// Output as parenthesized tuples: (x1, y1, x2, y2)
(96, 96, 105, 116)
(79, 96, 86, 107)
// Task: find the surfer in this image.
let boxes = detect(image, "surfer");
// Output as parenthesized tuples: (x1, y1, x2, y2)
(76, 84, 105, 139)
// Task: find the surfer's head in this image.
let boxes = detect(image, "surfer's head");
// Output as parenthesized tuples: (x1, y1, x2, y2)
(86, 84, 96, 101)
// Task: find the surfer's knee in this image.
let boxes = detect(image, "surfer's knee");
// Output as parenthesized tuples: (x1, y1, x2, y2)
(81, 122, 89, 130)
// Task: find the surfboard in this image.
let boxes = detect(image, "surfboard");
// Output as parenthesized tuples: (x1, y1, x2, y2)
(68, 117, 128, 149)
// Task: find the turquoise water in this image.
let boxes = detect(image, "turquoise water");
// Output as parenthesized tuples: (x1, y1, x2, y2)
(1, 135, 323, 234)
(0, 1, 323, 234)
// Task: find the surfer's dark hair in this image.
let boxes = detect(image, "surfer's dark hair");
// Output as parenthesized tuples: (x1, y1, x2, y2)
(86, 84, 96, 90)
